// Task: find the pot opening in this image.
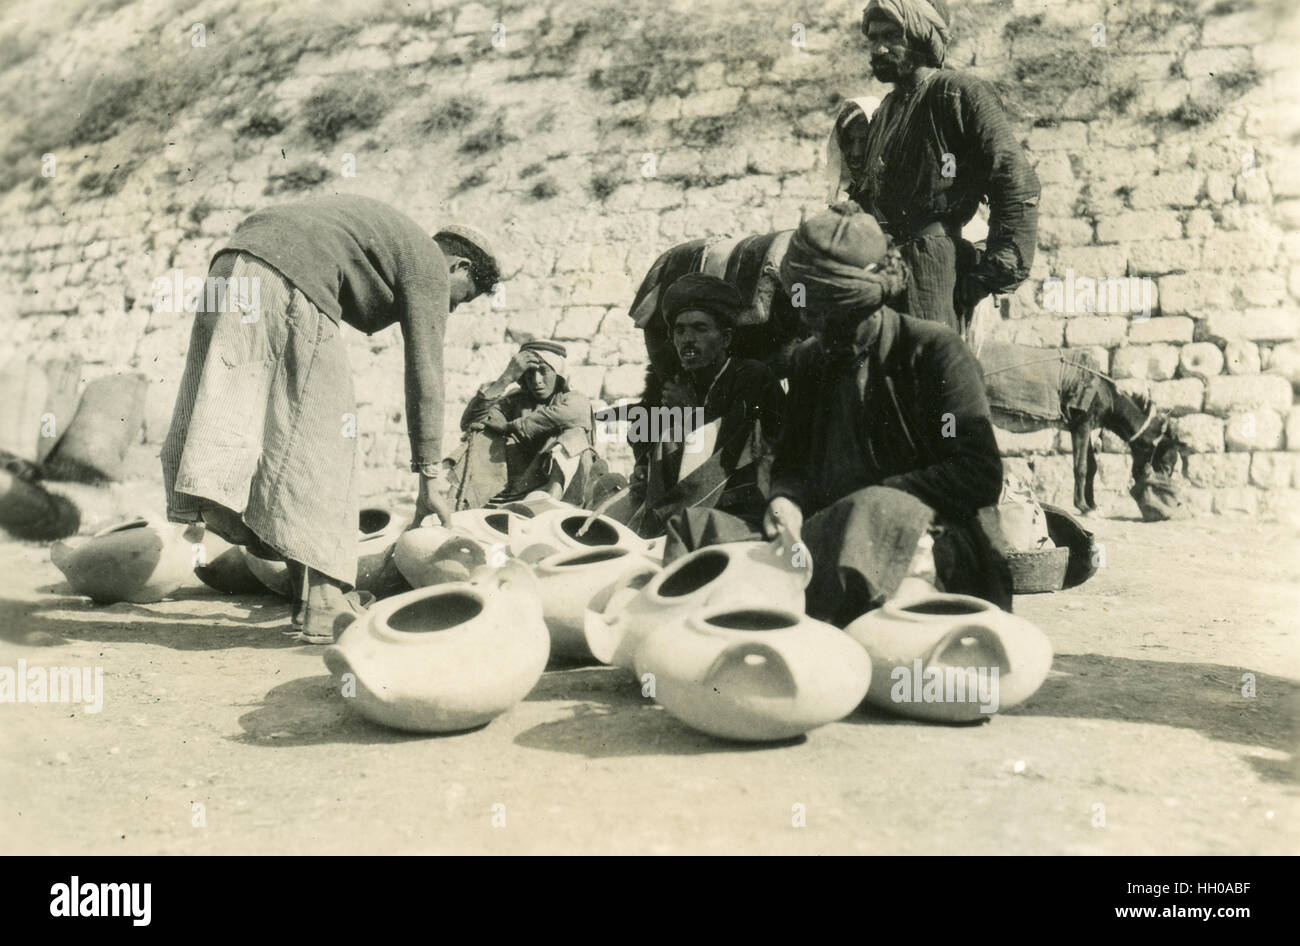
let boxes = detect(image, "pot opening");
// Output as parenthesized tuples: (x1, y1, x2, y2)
(559, 516, 619, 546)
(388, 592, 484, 633)
(657, 549, 728, 598)
(558, 548, 627, 567)
(358, 509, 391, 535)
(498, 502, 537, 519)
(704, 609, 798, 631)
(900, 599, 990, 617)
(484, 513, 513, 534)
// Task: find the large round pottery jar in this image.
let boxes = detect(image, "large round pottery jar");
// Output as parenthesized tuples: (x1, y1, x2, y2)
(635, 605, 872, 742)
(585, 540, 812, 670)
(451, 507, 527, 550)
(323, 572, 550, 733)
(50, 517, 204, 604)
(506, 507, 650, 564)
(355, 507, 409, 597)
(393, 511, 519, 588)
(532, 547, 660, 660)
(845, 593, 1053, 722)
(193, 531, 264, 594)
(241, 548, 292, 597)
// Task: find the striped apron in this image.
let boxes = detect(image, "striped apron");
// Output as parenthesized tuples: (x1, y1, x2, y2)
(161, 251, 359, 586)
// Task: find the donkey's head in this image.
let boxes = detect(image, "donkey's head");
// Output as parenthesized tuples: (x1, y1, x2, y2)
(1123, 390, 1189, 521)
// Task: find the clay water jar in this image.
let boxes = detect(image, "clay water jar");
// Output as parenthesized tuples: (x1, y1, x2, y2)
(193, 531, 264, 595)
(585, 539, 812, 669)
(531, 546, 661, 660)
(242, 548, 292, 597)
(0, 469, 80, 541)
(635, 604, 873, 742)
(507, 507, 657, 564)
(51, 517, 204, 604)
(392, 508, 523, 587)
(355, 507, 409, 597)
(845, 593, 1053, 722)
(323, 567, 549, 733)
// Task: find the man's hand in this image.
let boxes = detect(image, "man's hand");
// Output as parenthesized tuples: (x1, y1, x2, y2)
(475, 413, 510, 436)
(762, 496, 804, 543)
(412, 472, 453, 529)
(501, 351, 536, 383)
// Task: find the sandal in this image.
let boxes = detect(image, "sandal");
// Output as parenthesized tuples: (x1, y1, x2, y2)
(297, 590, 375, 645)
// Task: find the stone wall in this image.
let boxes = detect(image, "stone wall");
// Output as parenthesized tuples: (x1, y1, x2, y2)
(0, 0, 1296, 520)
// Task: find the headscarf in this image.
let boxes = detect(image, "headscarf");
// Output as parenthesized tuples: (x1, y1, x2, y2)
(661, 273, 744, 331)
(519, 340, 566, 378)
(778, 203, 908, 313)
(862, 0, 952, 68)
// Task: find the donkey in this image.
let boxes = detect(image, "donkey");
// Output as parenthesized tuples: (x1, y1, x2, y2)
(977, 343, 1180, 516)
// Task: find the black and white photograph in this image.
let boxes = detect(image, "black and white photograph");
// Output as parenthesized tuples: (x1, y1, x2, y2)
(0, 0, 1296, 872)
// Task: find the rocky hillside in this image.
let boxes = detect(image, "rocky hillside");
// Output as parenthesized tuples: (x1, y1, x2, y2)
(0, 0, 1296, 519)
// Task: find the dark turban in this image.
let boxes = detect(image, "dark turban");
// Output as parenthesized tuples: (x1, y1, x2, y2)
(862, 0, 952, 67)
(778, 203, 908, 312)
(661, 273, 744, 331)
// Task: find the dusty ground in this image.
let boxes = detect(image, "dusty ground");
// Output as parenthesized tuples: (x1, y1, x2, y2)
(2, 514, 1297, 855)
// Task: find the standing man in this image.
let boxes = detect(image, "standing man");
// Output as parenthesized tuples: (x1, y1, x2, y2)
(162, 194, 503, 642)
(835, 0, 1040, 337)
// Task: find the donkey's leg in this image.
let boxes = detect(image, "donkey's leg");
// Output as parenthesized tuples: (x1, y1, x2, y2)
(1070, 419, 1094, 514)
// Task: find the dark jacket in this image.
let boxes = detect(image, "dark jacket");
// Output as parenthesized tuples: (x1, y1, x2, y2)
(770, 308, 1003, 521)
(837, 69, 1040, 295)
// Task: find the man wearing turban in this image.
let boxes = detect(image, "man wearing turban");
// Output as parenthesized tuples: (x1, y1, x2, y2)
(628, 274, 785, 540)
(832, 0, 1040, 338)
(456, 340, 601, 506)
(763, 205, 1011, 625)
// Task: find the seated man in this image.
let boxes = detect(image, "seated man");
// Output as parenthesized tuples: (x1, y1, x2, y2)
(630, 273, 785, 539)
(765, 203, 1011, 625)
(455, 341, 601, 507)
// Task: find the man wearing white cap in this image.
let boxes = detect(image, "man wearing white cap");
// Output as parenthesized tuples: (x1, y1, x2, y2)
(458, 341, 597, 504)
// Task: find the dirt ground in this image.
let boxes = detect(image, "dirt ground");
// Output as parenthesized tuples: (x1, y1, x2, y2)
(2, 514, 1297, 856)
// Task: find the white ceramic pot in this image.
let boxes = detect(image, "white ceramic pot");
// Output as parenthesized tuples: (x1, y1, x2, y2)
(635, 604, 872, 742)
(392, 509, 522, 588)
(845, 593, 1053, 722)
(585, 539, 812, 669)
(508, 506, 664, 565)
(532, 546, 660, 660)
(355, 507, 409, 596)
(51, 516, 204, 604)
(323, 567, 549, 733)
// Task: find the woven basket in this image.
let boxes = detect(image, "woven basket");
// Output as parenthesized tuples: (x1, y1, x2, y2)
(1005, 545, 1070, 594)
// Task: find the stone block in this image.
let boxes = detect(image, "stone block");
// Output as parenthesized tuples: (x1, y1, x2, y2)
(1203, 375, 1294, 415)
(1064, 316, 1128, 347)
(679, 87, 743, 119)
(1287, 409, 1300, 451)
(1129, 172, 1202, 209)
(1095, 211, 1181, 244)
(647, 96, 682, 122)
(1112, 344, 1179, 381)
(993, 427, 1057, 456)
(1172, 413, 1224, 453)
(1037, 217, 1093, 248)
(1151, 378, 1204, 415)
(1249, 452, 1298, 489)
(1223, 339, 1260, 376)
(1128, 315, 1192, 344)
(1158, 273, 1233, 316)
(1052, 245, 1129, 281)
(504, 308, 560, 342)
(1178, 342, 1224, 380)
(1202, 232, 1281, 273)
(1200, 12, 1269, 47)
(747, 139, 815, 175)
(601, 365, 644, 400)
(1265, 341, 1300, 387)
(1261, 489, 1300, 527)
(1026, 122, 1088, 151)
(1212, 487, 1260, 515)
(1128, 240, 1201, 276)
(1224, 408, 1284, 451)
(1185, 453, 1250, 488)
(990, 316, 1066, 347)
(1203, 308, 1298, 343)
(1182, 46, 1254, 78)
(553, 306, 607, 340)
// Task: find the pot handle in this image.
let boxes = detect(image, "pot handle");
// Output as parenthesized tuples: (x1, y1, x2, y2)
(704, 642, 798, 699)
(925, 624, 1013, 674)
